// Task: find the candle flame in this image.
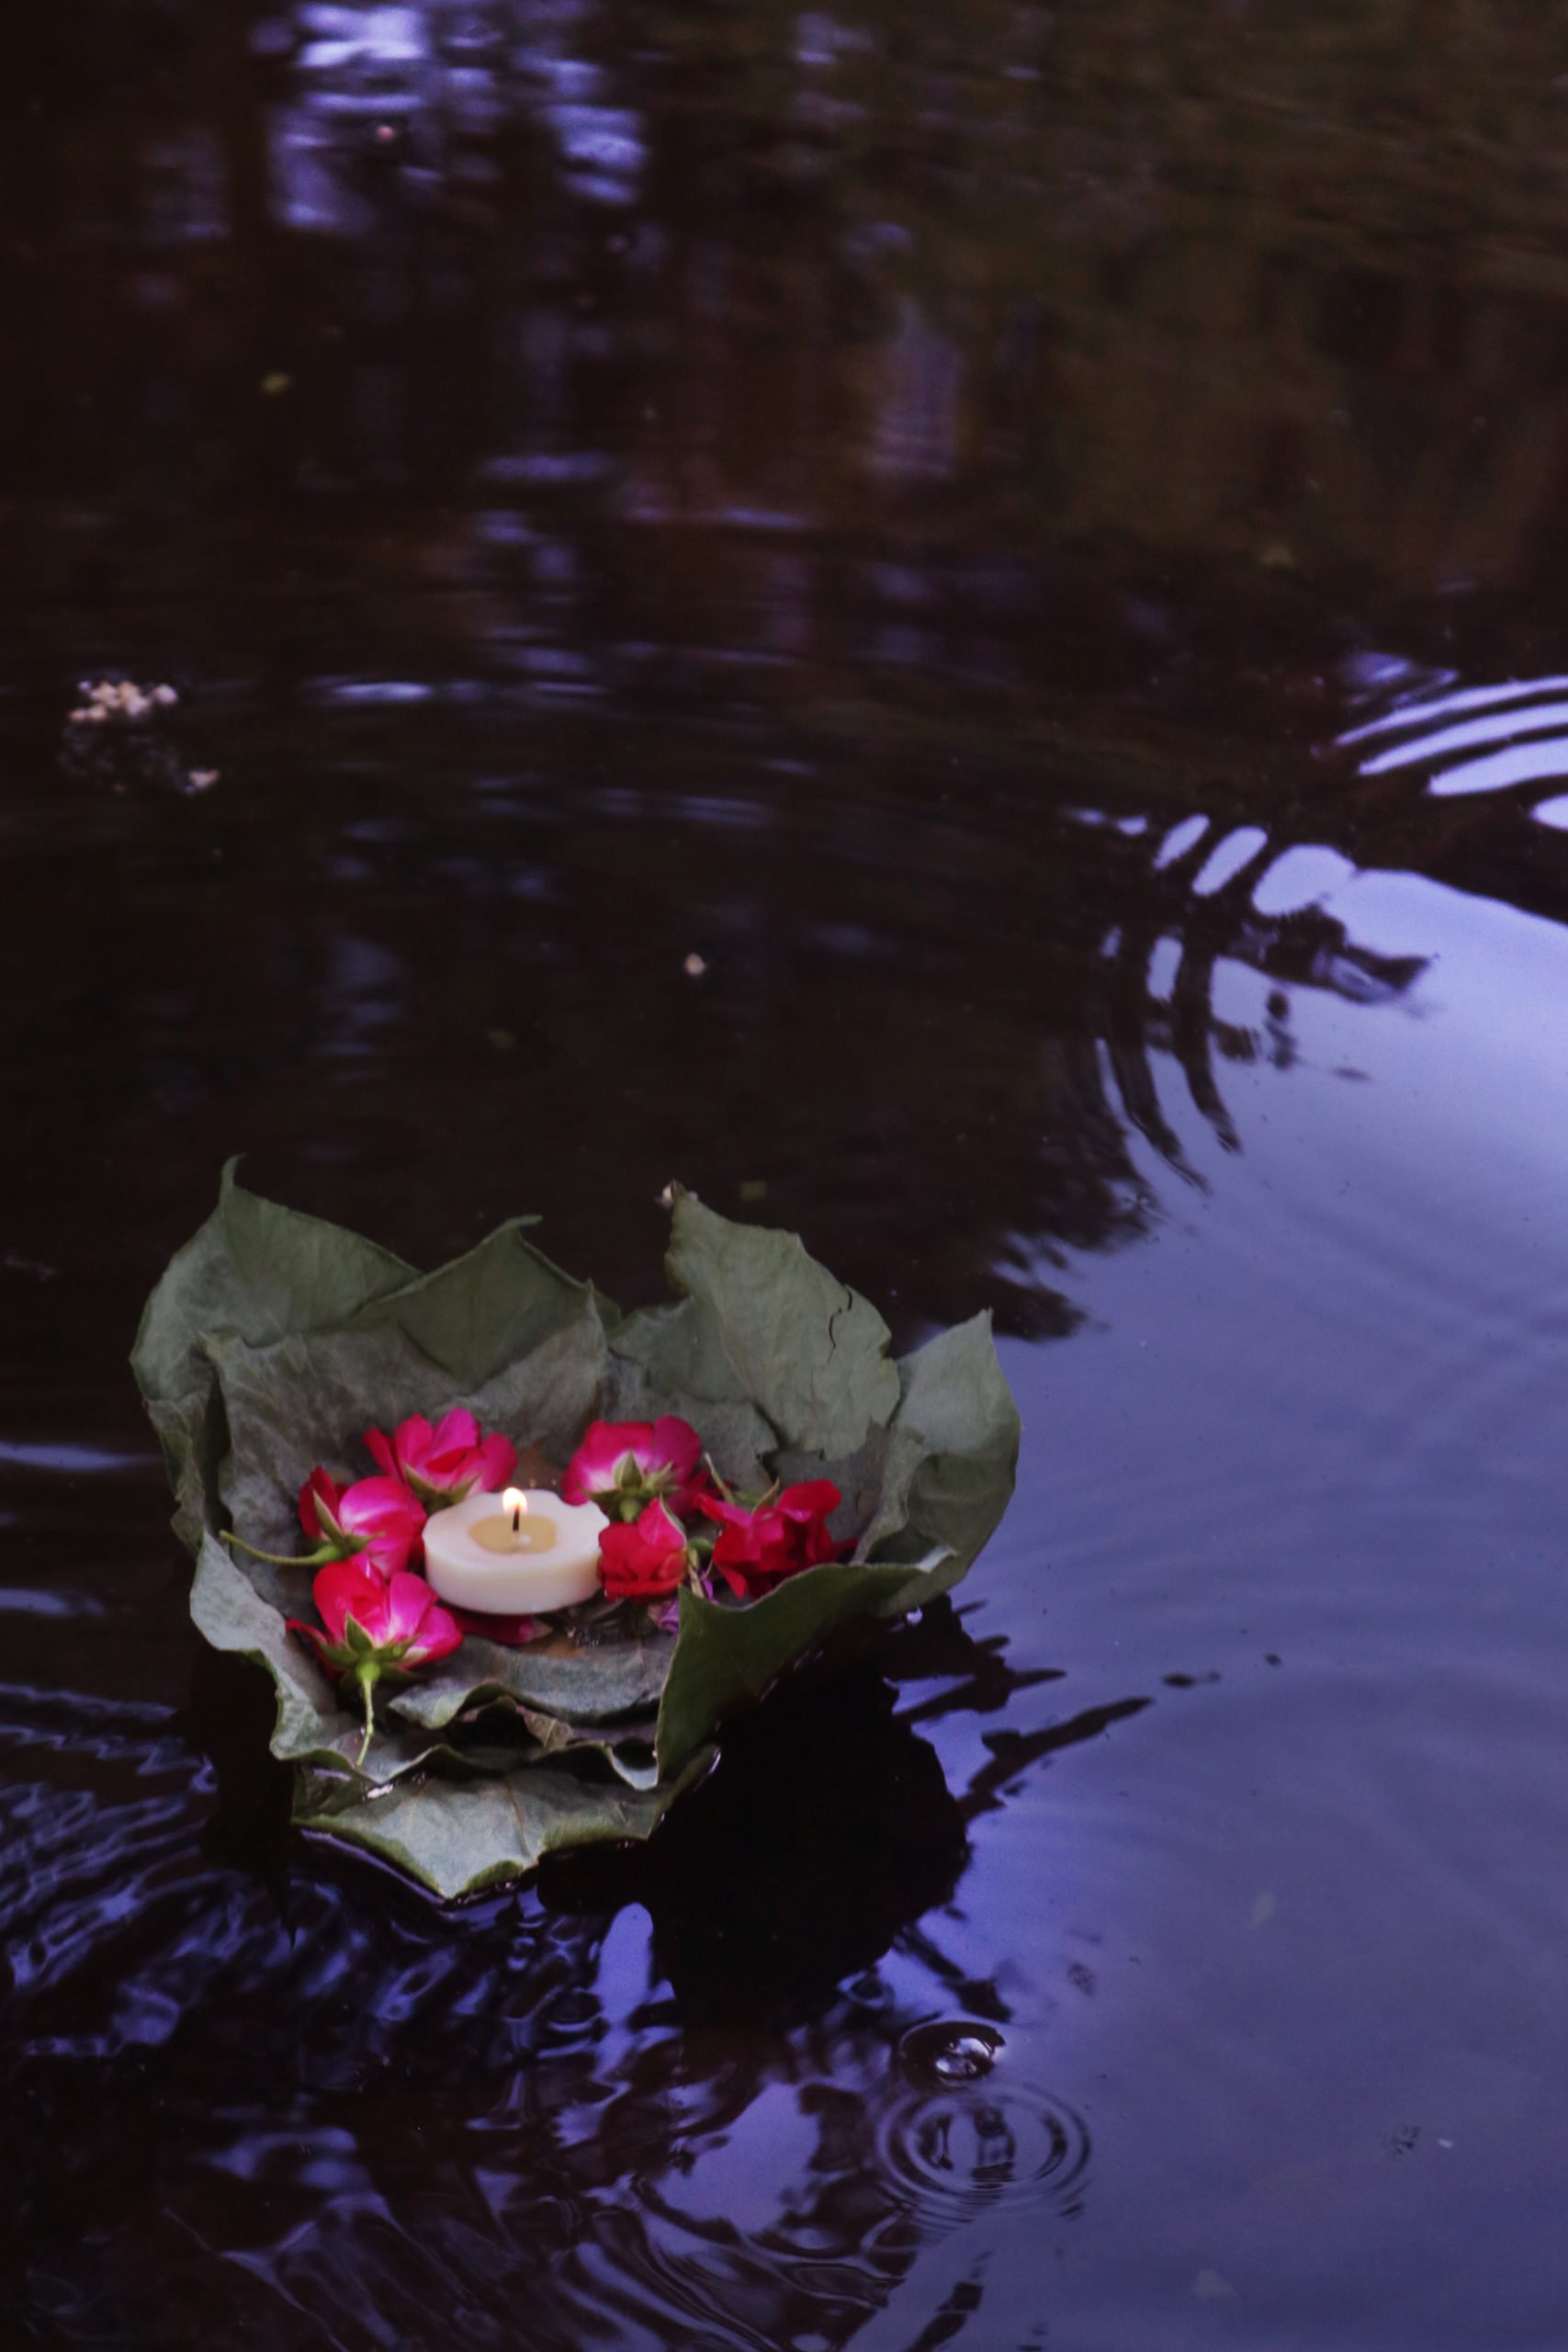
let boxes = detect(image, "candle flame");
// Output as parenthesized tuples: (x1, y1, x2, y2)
(503, 1487, 526, 1533)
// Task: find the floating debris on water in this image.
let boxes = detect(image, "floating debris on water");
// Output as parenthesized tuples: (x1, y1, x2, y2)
(68, 679, 178, 726)
(60, 679, 216, 797)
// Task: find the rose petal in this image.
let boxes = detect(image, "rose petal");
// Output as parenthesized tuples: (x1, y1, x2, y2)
(448, 1606, 544, 1647)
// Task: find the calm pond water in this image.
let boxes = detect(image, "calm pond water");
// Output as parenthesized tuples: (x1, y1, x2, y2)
(8, 4, 1568, 2346)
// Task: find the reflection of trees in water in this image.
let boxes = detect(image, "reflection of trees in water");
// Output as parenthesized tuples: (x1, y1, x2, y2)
(10, 0, 1568, 650)
(0, 0, 1476, 1374)
(4, 1613, 1132, 2349)
(4, 682, 1432, 1359)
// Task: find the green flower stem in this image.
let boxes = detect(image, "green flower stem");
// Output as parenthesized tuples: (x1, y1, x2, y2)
(354, 1662, 378, 1767)
(221, 1530, 333, 1571)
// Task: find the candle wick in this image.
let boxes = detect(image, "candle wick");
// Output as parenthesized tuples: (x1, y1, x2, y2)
(512, 1505, 521, 1533)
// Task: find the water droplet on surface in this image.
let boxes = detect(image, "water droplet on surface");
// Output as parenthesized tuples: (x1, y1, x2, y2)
(935, 2030, 999, 2083)
(897, 2018, 1004, 2086)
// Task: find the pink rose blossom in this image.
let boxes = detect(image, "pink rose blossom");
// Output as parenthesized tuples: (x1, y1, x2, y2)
(299, 1559, 463, 1668)
(561, 1417, 706, 1521)
(299, 1467, 427, 1577)
(226, 1470, 426, 1581)
(289, 1560, 464, 1761)
(364, 1409, 517, 1508)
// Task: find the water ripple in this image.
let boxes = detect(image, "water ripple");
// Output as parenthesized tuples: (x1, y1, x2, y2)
(0, 1439, 160, 1475)
(1338, 667, 1568, 809)
(875, 2057, 1091, 2221)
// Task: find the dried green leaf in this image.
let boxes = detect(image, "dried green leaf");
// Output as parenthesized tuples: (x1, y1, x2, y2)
(654, 1557, 945, 1777)
(612, 1195, 901, 1456)
(389, 1628, 671, 1731)
(294, 1759, 685, 1903)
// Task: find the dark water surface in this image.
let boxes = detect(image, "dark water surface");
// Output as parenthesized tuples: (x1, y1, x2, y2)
(7, 5, 1568, 2345)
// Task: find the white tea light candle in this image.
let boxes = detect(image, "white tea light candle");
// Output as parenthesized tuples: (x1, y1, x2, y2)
(423, 1487, 607, 1615)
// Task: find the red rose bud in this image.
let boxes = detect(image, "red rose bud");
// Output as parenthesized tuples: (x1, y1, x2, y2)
(289, 1560, 463, 1763)
(363, 1409, 518, 1509)
(698, 1478, 849, 1600)
(597, 1498, 694, 1602)
(561, 1417, 707, 1521)
(225, 1469, 426, 1580)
